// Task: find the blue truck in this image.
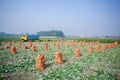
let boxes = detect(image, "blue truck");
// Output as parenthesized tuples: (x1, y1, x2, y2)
(20, 35, 39, 41)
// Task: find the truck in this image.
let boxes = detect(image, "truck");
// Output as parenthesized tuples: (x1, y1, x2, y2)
(20, 35, 39, 41)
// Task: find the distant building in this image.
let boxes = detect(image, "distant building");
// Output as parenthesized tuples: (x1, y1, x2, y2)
(80, 34, 87, 38)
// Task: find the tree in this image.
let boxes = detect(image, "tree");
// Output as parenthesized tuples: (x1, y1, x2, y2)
(37, 30, 65, 37)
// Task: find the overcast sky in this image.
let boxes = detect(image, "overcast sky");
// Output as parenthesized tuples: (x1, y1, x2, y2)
(0, 0, 120, 36)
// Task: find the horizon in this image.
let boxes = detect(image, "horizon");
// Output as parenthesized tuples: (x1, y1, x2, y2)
(0, 31, 120, 37)
(0, 0, 120, 36)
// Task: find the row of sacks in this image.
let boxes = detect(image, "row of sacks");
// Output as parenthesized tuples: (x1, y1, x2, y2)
(36, 41, 119, 70)
(88, 41, 119, 53)
(10, 41, 119, 55)
(36, 48, 81, 70)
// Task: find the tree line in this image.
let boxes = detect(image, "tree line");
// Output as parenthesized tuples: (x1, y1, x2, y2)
(37, 30, 65, 37)
(0, 32, 21, 38)
(0, 30, 65, 38)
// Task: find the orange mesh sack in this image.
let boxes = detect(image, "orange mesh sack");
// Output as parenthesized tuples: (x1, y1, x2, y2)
(60, 40, 64, 44)
(44, 44, 48, 50)
(56, 43, 60, 49)
(11, 46, 16, 54)
(82, 42, 85, 46)
(79, 41, 82, 46)
(108, 44, 112, 48)
(28, 41, 32, 48)
(114, 41, 118, 47)
(55, 52, 63, 64)
(44, 41, 48, 50)
(66, 42, 69, 48)
(36, 53, 45, 70)
(24, 46, 28, 49)
(8, 41, 12, 46)
(102, 44, 107, 51)
(31, 45, 36, 52)
(18, 41, 21, 45)
(4, 46, 9, 49)
(44, 41, 48, 46)
(74, 48, 80, 57)
(52, 40, 56, 46)
(72, 41, 76, 47)
(88, 45, 92, 53)
(96, 45, 100, 52)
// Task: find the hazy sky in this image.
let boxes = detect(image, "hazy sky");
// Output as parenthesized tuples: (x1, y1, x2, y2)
(0, 0, 120, 36)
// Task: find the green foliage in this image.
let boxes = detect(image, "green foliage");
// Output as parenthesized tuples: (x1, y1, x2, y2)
(0, 32, 20, 38)
(65, 38, 120, 44)
(37, 30, 65, 37)
(0, 38, 20, 42)
(0, 39, 120, 79)
(0, 37, 120, 43)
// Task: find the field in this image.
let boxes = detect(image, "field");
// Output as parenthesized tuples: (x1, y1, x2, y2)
(0, 38, 120, 80)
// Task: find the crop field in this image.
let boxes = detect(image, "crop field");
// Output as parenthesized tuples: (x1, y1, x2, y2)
(0, 38, 120, 80)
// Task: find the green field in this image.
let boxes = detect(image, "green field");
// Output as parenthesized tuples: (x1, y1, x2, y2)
(0, 37, 120, 43)
(0, 38, 120, 80)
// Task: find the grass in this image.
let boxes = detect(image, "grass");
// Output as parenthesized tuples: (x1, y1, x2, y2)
(0, 38, 20, 42)
(0, 38, 120, 80)
(65, 38, 120, 43)
(38, 45, 120, 80)
(0, 37, 120, 43)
